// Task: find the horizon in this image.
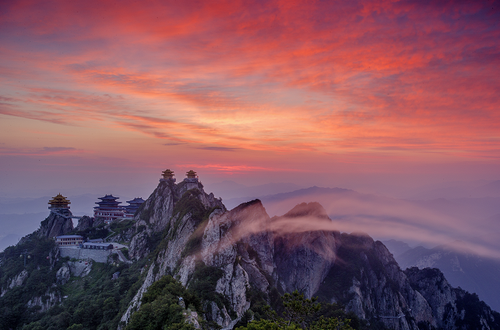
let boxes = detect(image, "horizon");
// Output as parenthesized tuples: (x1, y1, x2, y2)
(1, 175, 500, 259)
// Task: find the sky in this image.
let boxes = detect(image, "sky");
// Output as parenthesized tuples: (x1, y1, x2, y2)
(1, 0, 500, 198)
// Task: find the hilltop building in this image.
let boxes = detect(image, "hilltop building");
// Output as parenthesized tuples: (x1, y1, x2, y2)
(183, 170, 200, 190)
(185, 170, 198, 183)
(48, 193, 71, 210)
(160, 168, 176, 183)
(55, 235, 83, 246)
(94, 194, 124, 224)
(124, 197, 145, 218)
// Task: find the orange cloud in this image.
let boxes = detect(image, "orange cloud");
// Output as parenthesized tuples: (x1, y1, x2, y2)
(0, 0, 499, 172)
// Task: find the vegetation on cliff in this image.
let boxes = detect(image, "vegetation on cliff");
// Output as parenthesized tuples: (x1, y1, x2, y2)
(236, 290, 356, 330)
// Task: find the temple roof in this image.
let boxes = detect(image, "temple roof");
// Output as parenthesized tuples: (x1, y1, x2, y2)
(48, 193, 71, 206)
(186, 170, 197, 178)
(126, 197, 145, 205)
(95, 194, 121, 206)
(98, 194, 119, 201)
(162, 169, 175, 178)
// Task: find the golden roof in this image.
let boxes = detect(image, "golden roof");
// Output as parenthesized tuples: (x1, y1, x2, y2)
(48, 193, 71, 206)
(162, 169, 175, 178)
(186, 170, 197, 178)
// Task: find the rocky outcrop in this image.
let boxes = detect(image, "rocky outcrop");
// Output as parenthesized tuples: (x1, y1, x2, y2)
(56, 264, 71, 285)
(122, 186, 500, 330)
(273, 202, 339, 298)
(26, 286, 61, 313)
(1, 269, 29, 297)
(75, 215, 93, 231)
(67, 260, 92, 277)
(405, 267, 500, 329)
(395, 243, 500, 313)
(38, 209, 73, 238)
(122, 179, 227, 325)
(134, 179, 225, 233)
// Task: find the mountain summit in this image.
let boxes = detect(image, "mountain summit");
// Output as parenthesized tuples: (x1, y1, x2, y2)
(122, 179, 500, 329)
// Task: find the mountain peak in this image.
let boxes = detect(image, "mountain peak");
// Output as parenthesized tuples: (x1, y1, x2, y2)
(282, 202, 330, 220)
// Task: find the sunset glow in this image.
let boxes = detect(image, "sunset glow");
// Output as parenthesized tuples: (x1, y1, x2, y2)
(1, 0, 499, 195)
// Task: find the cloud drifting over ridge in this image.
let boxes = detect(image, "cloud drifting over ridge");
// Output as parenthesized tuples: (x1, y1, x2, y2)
(229, 199, 500, 261)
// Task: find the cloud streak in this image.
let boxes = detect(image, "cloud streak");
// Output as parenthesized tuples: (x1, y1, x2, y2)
(225, 200, 500, 261)
(1, 0, 499, 159)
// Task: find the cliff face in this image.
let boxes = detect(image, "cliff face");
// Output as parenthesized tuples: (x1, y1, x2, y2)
(38, 209, 74, 238)
(273, 202, 339, 299)
(123, 184, 500, 330)
(128, 179, 225, 260)
(405, 267, 500, 329)
(394, 243, 500, 313)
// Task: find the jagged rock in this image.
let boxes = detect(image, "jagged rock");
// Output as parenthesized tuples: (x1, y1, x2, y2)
(75, 215, 93, 231)
(122, 179, 227, 326)
(134, 180, 225, 233)
(26, 286, 61, 313)
(120, 185, 500, 330)
(7, 269, 28, 290)
(209, 301, 232, 328)
(404, 267, 500, 329)
(38, 209, 73, 238)
(185, 310, 201, 329)
(56, 263, 70, 284)
(128, 227, 151, 260)
(273, 202, 338, 298)
(67, 260, 92, 277)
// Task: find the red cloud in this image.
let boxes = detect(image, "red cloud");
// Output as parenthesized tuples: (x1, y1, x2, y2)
(0, 0, 499, 160)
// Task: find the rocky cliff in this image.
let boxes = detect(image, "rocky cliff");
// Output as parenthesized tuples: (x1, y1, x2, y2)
(37, 208, 74, 238)
(394, 242, 500, 313)
(122, 184, 500, 330)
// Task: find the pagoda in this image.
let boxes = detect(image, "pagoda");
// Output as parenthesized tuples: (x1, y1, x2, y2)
(124, 197, 145, 218)
(94, 194, 124, 224)
(160, 169, 176, 182)
(186, 170, 197, 179)
(184, 169, 199, 184)
(48, 193, 71, 210)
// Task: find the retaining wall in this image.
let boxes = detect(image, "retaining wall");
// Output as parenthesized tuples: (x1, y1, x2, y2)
(59, 247, 112, 263)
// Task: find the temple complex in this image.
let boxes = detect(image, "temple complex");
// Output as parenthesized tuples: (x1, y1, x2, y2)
(48, 193, 71, 210)
(160, 169, 176, 182)
(94, 194, 124, 224)
(124, 197, 145, 218)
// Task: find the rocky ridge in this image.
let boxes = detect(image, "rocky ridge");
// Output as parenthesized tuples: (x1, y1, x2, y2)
(37, 208, 74, 238)
(121, 179, 500, 330)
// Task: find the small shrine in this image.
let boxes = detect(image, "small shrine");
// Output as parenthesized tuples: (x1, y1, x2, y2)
(184, 170, 199, 184)
(160, 169, 176, 182)
(48, 193, 71, 209)
(186, 170, 197, 179)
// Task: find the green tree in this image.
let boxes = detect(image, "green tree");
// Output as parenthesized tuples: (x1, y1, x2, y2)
(236, 290, 354, 330)
(125, 276, 197, 330)
(282, 291, 320, 328)
(310, 316, 354, 330)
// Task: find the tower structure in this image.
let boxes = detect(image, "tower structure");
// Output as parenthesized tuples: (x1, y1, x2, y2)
(185, 170, 198, 182)
(94, 194, 124, 224)
(160, 169, 176, 182)
(48, 193, 71, 210)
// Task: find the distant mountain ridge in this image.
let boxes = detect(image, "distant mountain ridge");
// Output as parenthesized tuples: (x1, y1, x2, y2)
(386, 240, 500, 313)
